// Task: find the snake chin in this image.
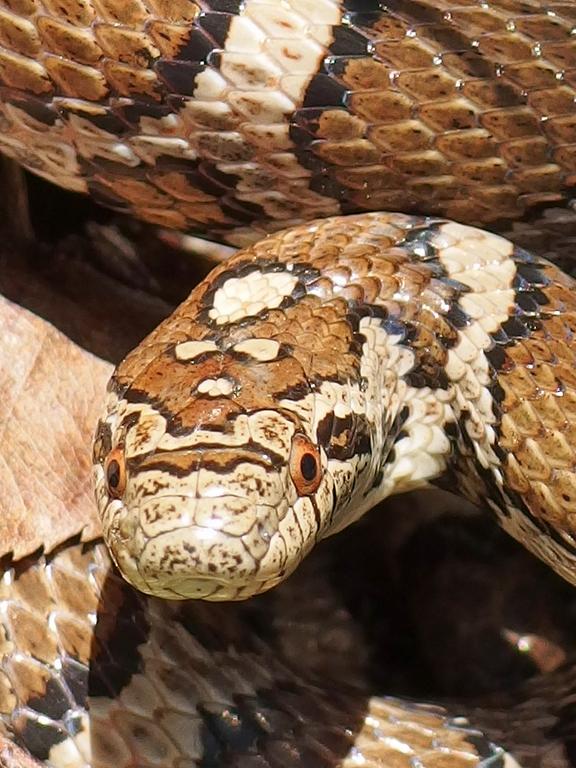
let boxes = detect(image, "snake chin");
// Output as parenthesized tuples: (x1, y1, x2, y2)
(107, 530, 293, 602)
(107, 543, 294, 602)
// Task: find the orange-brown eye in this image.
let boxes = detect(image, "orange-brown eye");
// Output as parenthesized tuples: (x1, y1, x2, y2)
(289, 433, 322, 496)
(105, 448, 126, 499)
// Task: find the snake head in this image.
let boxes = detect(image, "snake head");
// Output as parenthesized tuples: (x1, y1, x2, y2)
(92, 227, 399, 601)
(90, 217, 440, 602)
(92, 344, 346, 601)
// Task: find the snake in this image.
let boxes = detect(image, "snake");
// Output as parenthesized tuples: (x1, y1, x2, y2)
(1, 0, 576, 765)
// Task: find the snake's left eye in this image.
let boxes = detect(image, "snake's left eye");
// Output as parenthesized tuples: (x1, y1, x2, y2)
(105, 448, 126, 498)
(289, 433, 322, 496)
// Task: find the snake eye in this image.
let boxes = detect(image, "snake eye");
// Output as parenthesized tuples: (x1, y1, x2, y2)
(289, 433, 322, 496)
(105, 448, 126, 499)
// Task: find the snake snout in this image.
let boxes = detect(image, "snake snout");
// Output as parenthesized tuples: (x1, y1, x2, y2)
(102, 482, 298, 601)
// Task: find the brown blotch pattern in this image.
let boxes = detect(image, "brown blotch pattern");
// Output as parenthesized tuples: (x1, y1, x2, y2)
(113, 214, 458, 435)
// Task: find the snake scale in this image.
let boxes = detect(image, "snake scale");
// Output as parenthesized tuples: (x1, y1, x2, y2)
(1, 0, 576, 765)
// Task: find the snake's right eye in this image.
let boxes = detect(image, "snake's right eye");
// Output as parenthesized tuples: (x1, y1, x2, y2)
(105, 448, 126, 498)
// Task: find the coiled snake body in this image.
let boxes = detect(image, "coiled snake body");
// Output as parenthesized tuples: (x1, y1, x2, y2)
(1, 0, 576, 766)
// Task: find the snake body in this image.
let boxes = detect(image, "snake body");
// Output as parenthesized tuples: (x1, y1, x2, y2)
(1, 0, 576, 765)
(0, 0, 574, 247)
(1, 522, 550, 768)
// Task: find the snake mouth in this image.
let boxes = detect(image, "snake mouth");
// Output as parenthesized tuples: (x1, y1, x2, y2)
(126, 572, 285, 602)
(101, 491, 297, 601)
(113, 553, 286, 602)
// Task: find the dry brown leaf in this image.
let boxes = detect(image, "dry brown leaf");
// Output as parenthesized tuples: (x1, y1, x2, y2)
(0, 295, 111, 559)
(0, 735, 43, 768)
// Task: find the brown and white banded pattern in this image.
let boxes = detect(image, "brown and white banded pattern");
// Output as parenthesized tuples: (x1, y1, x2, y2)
(0, 531, 532, 768)
(94, 213, 576, 604)
(0, 0, 574, 245)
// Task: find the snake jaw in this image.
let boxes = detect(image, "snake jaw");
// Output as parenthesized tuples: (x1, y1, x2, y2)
(94, 419, 319, 600)
(95, 452, 325, 600)
(101, 498, 308, 601)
